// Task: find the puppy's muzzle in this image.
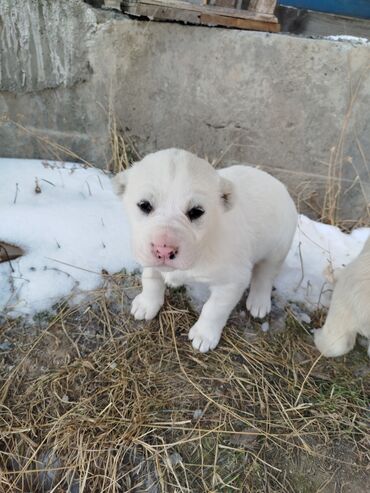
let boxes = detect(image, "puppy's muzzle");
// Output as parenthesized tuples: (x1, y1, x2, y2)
(151, 243, 179, 262)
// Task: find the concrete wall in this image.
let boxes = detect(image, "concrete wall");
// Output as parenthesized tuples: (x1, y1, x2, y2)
(1, 0, 370, 219)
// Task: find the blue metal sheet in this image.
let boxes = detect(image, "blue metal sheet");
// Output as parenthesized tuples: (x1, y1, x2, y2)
(278, 1, 370, 19)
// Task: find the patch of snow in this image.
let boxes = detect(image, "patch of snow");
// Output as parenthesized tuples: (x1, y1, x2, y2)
(261, 322, 269, 333)
(288, 303, 311, 325)
(275, 215, 370, 310)
(0, 158, 137, 317)
(1, 158, 369, 319)
(192, 409, 204, 420)
(324, 35, 369, 45)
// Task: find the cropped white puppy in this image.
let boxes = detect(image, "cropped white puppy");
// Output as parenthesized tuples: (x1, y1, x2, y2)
(113, 149, 297, 352)
(314, 236, 370, 358)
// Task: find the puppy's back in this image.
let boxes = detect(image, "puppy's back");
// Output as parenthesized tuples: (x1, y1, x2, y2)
(218, 165, 297, 263)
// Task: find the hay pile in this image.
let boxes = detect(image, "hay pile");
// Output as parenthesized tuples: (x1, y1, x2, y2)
(0, 274, 369, 492)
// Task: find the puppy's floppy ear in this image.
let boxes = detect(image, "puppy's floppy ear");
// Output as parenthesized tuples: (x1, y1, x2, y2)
(219, 176, 234, 212)
(112, 171, 127, 197)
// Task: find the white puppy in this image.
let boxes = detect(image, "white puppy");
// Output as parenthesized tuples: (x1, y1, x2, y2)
(314, 236, 370, 358)
(113, 149, 297, 352)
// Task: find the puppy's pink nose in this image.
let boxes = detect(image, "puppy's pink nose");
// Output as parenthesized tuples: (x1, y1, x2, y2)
(152, 244, 179, 261)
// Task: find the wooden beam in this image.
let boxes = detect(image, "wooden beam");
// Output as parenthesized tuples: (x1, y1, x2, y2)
(207, 0, 238, 8)
(121, 0, 279, 30)
(201, 12, 279, 31)
(249, 0, 277, 15)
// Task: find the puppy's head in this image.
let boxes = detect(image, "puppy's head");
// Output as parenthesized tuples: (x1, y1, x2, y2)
(113, 148, 233, 270)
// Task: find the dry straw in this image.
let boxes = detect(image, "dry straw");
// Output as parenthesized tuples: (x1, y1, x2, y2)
(0, 278, 369, 492)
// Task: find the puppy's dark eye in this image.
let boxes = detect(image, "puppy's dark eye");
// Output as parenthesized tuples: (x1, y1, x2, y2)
(137, 200, 153, 214)
(187, 206, 205, 222)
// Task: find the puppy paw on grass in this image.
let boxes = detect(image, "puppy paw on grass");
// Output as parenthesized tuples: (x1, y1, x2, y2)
(131, 293, 163, 321)
(188, 320, 222, 353)
(246, 291, 272, 319)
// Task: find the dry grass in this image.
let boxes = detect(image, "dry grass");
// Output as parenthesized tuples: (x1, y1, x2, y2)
(0, 118, 94, 169)
(0, 277, 369, 492)
(108, 113, 141, 173)
(299, 63, 370, 231)
(321, 65, 370, 229)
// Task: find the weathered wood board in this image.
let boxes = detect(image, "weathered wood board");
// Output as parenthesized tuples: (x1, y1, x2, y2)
(121, 0, 280, 32)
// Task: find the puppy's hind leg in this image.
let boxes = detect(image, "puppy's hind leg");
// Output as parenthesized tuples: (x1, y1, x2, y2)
(246, 257, 283, 319)
(314, 325, 356, 357)
(314, 305, 357, 357)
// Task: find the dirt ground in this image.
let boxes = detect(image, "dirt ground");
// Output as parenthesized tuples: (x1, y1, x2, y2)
(0, 273, 369, 492)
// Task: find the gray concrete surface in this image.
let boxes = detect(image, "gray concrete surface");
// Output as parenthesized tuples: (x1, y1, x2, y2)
(1, 0, 370, 219)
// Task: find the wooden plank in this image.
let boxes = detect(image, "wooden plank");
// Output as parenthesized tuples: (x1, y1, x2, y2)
(121, 1, 280, 32)
(122, 0, 279, 22)
(123, 2, 201, 23)
(249, 0, 277, 15)
(207, 0, 238, 8)
(0, 242, 24, 263)
(201, 12, 280, 31)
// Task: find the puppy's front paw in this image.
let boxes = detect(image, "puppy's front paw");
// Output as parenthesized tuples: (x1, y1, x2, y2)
(131, 293, 163, 321)
(246, 291, 271, 319)
(188, 321, 222, 353)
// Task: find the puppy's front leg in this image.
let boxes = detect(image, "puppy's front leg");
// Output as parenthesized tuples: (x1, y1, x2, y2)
(131, 268, 165, 321)
(189, 283, 245, 353)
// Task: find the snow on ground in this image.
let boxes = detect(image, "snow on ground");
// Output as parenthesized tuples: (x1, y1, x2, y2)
(275, 215, 369, 310)
(324, 35, 369, 45)
(0, 159, 137, 317)
(0, 158, 369, 318)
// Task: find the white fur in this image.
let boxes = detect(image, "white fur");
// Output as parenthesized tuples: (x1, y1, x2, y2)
(314, 236, 370, 358)
(113, 149, 297, 352)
